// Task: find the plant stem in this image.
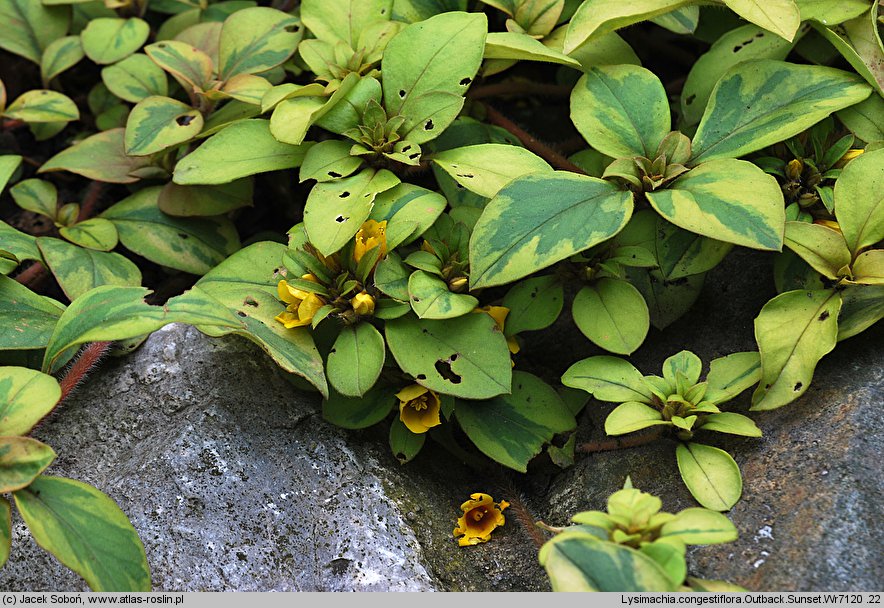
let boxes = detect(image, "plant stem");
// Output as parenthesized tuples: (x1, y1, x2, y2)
(14, 261, 50, 290)
(576, 428, 666, 454)
(58, 341, 113, 405)
(481, 104, 587, 174)
(77, 181, 105, 222)
(468, 81, 572, 101)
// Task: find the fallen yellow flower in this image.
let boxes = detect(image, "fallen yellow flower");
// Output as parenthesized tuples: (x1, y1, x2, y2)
(453, 493, 509, 547)
(274, 276, 325, 328)
(395, 384, 441, 434)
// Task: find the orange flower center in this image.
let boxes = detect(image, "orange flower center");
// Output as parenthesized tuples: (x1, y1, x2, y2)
(471, 508, 487, 522)
(409, 395, 430, 411)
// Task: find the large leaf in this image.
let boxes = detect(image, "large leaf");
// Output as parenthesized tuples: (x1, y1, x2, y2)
(691, 60, 872, 164)
(783, 221, 852, 279)
(563, 0, 695, 54)
(704, 351, 762, 404)
(0, 276, 65, 352)
(0, 0, 69, 64)
(385, 313, 512, 399)
(218, 7, 301, 80)
(834, 147, 884, 255)
(301, 0, 391, 47)
(676, 442, 743, 511)
(572, 278, 649, 355)
(3, 90, 79, 123)
(562, 356, 654, 403)
(470, 173, 633, 288)
(455, 371, 576, 472)
(368, 183, 447, 249)
(101, 53, 168, 104)
(158, 180, 254, 217)
(326, 323, 385, 397)
(646, 159, 784, 251)
(571, 65, 670, 159)
(814, 12, 884, 96)
(721, 0, 801, 41)
(81, 18, 150, 65)
(40, 129, 154, 184)
(102, 187, 240, 275)
(751, 289, 842, 410)
(837, 284, 884, 340)
(382, 12, 487, 142)
(0, 436, 56, 493)
(124, 96, 203, 156)
(173, 120, 311, 185)
(539, 532, 678, 591)
(431, 144, 551, 198)
(0, 366, 61, 436)
(14, 476, 150, 591)
(37, 237, 142, 302)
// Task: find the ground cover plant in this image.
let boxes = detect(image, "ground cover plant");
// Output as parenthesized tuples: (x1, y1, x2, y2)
(1, 0, 882, 592)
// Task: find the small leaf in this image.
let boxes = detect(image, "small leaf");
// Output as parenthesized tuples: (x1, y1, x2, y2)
(37, 237, 141, 302)
(299, 139, 363, 183)
(0, 437, 56, 493)
(369, 184, 447, 249)
(144, 40, 214, 92)
(41, 36, 85, 84)
(0, 155, 23, 195)
(0, 276, 65, 352)
(40, 129, 154, 185)
(837, 94, 884, 144)
(752, 289, 842, 411)
(783, 221, 852, 279)
(675, 444, 742, 513)
(721, 0, 801, 41)
(4, 90, 78, 123)
(562, 356, 654, 403)
(432, 143, 552, 198)
(389, 417, 426, 464)
(218, 7, 301, 80)
(101, 54, 168, 103)
(604, 401, 669, 435)
(502, 275, 564, 336)
(220, 74, 272, 106)
(663, 351, 702, 387)
(59, 218, 120, 252)
(699, 412, 762, 437)
(851, 250, 884, 285)
(81, 18, 150, 65)
(125, 96, 204, 156)
(0, 366, 61, 436)
(704, 351, 762, 404)
(639, 541, 686, 588)
(837, 284, 884, 341)
(326, 323, 385, 397)
(408, 271, 478, 319)
(659, 507, 738, 544)
(572, 278, 649, 355)
(484, 31, 580, 67)
(834, 147, 884, 255)
(14, 476, 151, 591)
(653, 219, 734, 280)
(10, 179, 57, 219)
(322, 386, 395, 430)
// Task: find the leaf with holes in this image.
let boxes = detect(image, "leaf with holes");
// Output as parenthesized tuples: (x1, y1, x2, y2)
(385, 313, 512, 399)
(389, 417, 425, 464)
(0, 437, 56, 493)
(101, 187, 240, 275)
(834, 147, 884, 256)
(144, 41, 214, 93)
(125, 96, 203, 157)
(690, 60, 871, 164)
(676, 442, 743, 511)
(301, 0, 392, 47)
(571, 65, 670, 159)
(299, 140, 363, 183)
(0, 366, 61, 436)
(10, 179, 57, 219)
(407, 270, 478, 319)
(326, 323, 386, 397)
(37, 237, 141, 302)
(14, 476, 150, 591)
(41, 36, 84, 85)
(102, 54, 168, 103)
(432, 144, 552, 198)
(752, 289, 842, 410)
(174, 120, 312, 185)
(382, 12, 487, 143)
(502, 275, 564, 336)
(0, 276, 65, 352)
(572, 278, 649, 355)
(40, 129, 154, 184)
(470, 173, 633, 288)
(646, 159, 784, 251)
(562, 356, 655, 403)
(456, 371, 575, 471)
(564, 0, 696, 54)
(218, 7, 301, 80)
(0, 0, 69, 64)
(158, 180, 254, 218)
(3, 90, 78, 123)
(303, 168, 400, 256)
(81, 18, 150, 65)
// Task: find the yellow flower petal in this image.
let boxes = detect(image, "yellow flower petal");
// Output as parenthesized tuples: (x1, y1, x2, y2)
(454, 493, 508, 546)
(353, 220, 388, 263)
(350, 291, 376, 316)
(398, 386, 442, 434)
(395, 384, 429, 403)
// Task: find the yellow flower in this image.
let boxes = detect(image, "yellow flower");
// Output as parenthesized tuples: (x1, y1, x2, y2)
(834, 148, 864, 168)
(350, 291, 375, 316)
(395, 384, 441, 434)
(814, 219, 842, 234)
(475, 305, 520, 355)
(353, 220, 388, 263)
(274, 276, 325, 328)
(453, 493, 509, 547)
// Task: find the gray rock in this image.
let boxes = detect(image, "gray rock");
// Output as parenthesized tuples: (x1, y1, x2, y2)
(1, 324, 547, 592)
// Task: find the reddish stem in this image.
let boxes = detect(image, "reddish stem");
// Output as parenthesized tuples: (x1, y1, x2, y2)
(77, 181, 105, 222)
(577, 429, 666, 454)
(14, 261, 50, 290)
(468, 81, 572, 101)
(1, 118, 25, 131)
(58, 341, 113, 404)
(481, 104, 587, 174)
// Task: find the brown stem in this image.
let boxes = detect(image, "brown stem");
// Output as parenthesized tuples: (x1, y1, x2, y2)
(58, 341, 113, 405)
(14, 261, 50, 291)
(1, 118, 26, 131)
(577, 428, 666, 454)
(77, 181, 105, 222)
(468, 81, 572, 101)
(481, 104, 587, 174)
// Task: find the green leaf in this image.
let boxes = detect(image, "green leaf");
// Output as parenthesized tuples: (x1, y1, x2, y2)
(193, 242, 327, 396)
(407, 270, 478, 319)
(0, 437, 56, 493)
(303, 168, 400, 256)
(653, 219, 734, 280)
(639, 541, 686, 588)
(385, 313, 512, 399)
(721, 0, 801, 41)
(625, 267, 705, 330)
(81, 18, 150, 65)
(573, 278, 649, 355)
(0, 276, 65, 351)
(102, 187, 239, 275)
(326, 323, 385, 397)
(837, 93, 884, 143)
(604, 401, 669, 435)
(369, 183, 447, 249)
(0, 155, 22, 195)
(37, 237, 141, 301)
(484, 31, 580, 67)
(796, 0, 872, 24)
(699, 412, 762, 437)
(3, 90, 79, 123)
(455, 371, 576, 472)
(680, 25, 795, 127)
(144, 40, 214, 92)
(663, 350, 702, 387)
(374, 252, 411, 300)
(40, 129, 154, 185)
(173, 120, 312, 185)
(783, 221, 852, 279)
(124, 96, 203, 156)
(382, 12, 487, 143)
(10, 179, 57, 219)
(837, 284, 884, 340)
(0, 366, 61, 436)
(101, 54, 169, 103)
(470, 173, 633, 288)
(14, 476, 150, 591)
(59, 219, 120, 252)
(0, 497, 9, 568)
(299, 139, 363, 183)
(650, 6, 699, 34)
(301, 0, 391, 47)
(814, 15, 884, 96)
(570, 65, 670, 159)
(852, 250, 884, 285)
(563, 0, 695, 54)
(218, 7, 301, 80)
(41, 36, 85, 84)
(691, 60, 872, 164)
(676, 442, 742, 511)
(0, 0, 69, 64)
(389, 417, 425, 464)
(646, 159, 784, 251)
(834, 147, 884, 255)
(502, 275, 564, 336)
(539, 532, 677, 592)
(393, 0, 468, 23)
(432, 144, 552, 198)
(751, 289, 842, 411)
(322, 386, 395, 430)
(659, 507, 738, 545)
(704, 351, 762, 404)
(158, 180, 254, 217)
(562, 356, 654, 403)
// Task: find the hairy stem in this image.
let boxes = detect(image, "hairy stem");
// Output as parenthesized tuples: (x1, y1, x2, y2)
(577, 428, 666, 454)
(58, 341, 113, 405)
